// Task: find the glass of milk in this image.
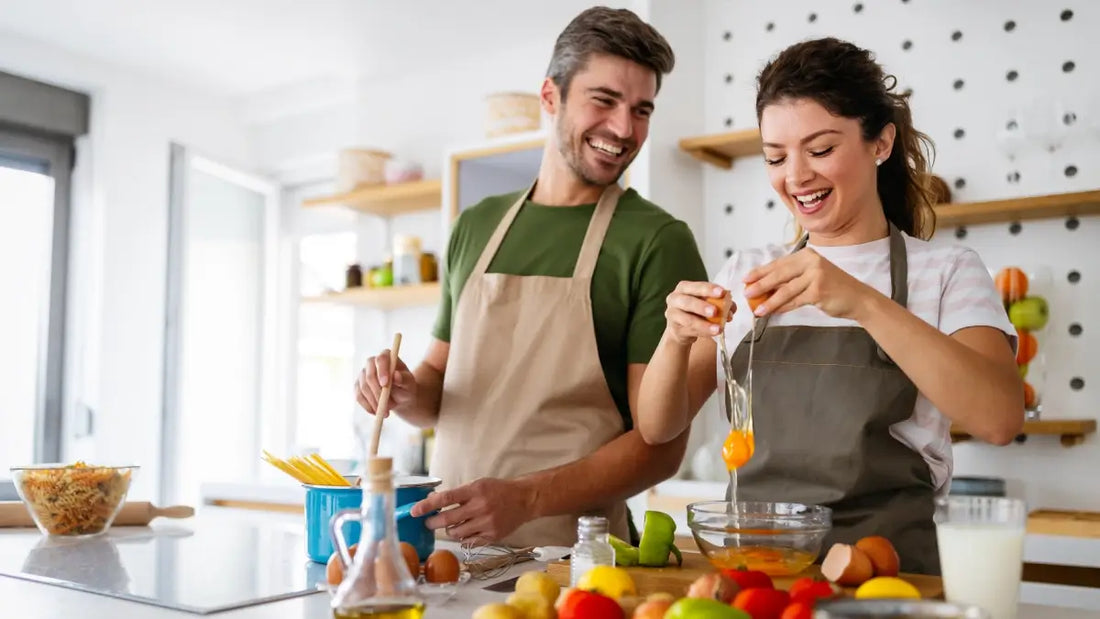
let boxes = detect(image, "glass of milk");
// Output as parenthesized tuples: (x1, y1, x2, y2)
(935, 496, 1027, 619)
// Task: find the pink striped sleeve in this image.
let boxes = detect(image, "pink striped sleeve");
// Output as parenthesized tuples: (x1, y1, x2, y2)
(938, 248, 1017, 352)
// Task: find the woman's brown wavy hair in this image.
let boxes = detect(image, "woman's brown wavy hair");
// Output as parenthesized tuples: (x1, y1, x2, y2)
(756, 37, 937, 239)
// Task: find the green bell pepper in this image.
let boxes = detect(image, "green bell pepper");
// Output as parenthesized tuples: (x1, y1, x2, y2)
(638, 510, 683, 567)
(608, 534, 640, 567)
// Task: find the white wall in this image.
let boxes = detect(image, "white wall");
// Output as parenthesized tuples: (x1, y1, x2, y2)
(0, 29, 255, 499)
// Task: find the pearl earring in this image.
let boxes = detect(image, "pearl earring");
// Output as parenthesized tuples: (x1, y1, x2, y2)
(875, 158, 883, 166)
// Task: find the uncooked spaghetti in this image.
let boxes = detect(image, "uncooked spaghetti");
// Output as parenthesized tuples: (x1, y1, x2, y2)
(14, 462, 133, 536)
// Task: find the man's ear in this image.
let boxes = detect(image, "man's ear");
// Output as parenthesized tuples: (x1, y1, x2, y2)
(874, 122, 897, 162)
(540, 77, 560, 117)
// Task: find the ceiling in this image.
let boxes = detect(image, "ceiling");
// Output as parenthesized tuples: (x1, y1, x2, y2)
(0, 0, 634, 98)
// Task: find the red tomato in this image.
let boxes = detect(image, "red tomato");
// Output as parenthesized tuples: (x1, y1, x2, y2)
(780, 602, 815, 619)
(733, 588, 790, 619)
(788, 577, 840, 605)
(557, 589, 624, 619)
(720, 567, 774, 590)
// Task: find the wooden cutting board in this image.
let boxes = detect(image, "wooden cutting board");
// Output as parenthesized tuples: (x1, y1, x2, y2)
(545, 551, 943, 599)
(0, 501, 194, 528)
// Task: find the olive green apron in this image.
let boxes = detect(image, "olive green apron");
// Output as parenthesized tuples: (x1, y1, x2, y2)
(727, 224, 939, 574)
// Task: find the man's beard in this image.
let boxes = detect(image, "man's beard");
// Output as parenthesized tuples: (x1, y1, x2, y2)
(556, 117, 634, 187)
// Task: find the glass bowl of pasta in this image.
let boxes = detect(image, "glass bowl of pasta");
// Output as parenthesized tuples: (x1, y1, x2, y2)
(10, 462, 137, 537)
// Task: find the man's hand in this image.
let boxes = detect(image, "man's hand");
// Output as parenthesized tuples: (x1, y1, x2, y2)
(410, 478, 538, 545)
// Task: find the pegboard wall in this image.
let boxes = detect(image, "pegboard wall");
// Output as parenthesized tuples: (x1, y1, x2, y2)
(693, 0, 1100, 514)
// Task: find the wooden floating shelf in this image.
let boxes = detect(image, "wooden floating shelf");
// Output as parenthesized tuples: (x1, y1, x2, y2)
(678, 128, 762, 169)
(302, 179, 442, 217)
(1029, 509, 1100, 539)
(934, 189, 1100, 227)
(301, 283, 441, 311)
(951, 418, 1097, 447)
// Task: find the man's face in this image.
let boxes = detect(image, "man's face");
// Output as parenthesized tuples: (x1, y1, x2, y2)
(546, 53, 657, 187)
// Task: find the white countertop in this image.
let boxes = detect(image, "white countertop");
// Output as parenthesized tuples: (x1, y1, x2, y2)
(0, 506, 1095, 619)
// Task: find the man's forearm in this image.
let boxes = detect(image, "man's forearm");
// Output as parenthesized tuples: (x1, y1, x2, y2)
(517, 428, 690, 519)
(395, 362, 445, 428)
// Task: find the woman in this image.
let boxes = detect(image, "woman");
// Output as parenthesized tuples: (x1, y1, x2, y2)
(638, 37, 1023, 575)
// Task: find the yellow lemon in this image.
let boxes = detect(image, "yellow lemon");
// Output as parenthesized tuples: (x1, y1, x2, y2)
(514, 571, 561, 606)
(575, 565, 637, 599)
(855, 576, 922, 600)
(506, 591, 555, 619)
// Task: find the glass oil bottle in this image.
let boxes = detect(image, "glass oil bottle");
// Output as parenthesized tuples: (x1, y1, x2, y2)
(329, 456, 424, 619)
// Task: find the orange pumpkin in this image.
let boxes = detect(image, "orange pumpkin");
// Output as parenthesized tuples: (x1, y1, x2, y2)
(1015, 329, 1037, 365)
(995, 267, 1029, 304)
(1023, 382, 1038, 409)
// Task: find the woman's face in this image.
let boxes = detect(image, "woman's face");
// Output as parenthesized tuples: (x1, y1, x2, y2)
(759, 97, 893, 243)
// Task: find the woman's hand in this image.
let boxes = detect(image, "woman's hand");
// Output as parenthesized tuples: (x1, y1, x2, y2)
(664, 281, 736, 346)
(743, 248, 877, 320)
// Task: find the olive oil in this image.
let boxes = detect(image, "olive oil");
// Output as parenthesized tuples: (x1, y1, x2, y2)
(333, 602, 426, 619)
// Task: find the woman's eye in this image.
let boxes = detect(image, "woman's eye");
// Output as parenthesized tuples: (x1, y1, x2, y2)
(809, 146, 835, 157)
(764, 156, 785, 166)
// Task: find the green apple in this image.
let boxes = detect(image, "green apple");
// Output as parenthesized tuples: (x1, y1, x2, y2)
(369, 265, 393, 287)
(1009, 296, 1049, 331)
(665, 598, 750, 619)
(1018, 363, 1028, 379)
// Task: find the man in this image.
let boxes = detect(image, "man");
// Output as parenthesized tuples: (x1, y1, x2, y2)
(355, 6, 707, 548)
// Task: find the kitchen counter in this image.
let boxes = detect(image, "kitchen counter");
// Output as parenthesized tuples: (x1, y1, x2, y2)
(0, 507, 1094, 619)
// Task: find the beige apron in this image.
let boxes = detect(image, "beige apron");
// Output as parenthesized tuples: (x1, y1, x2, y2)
(728, 224, 940, 574)
(429, 181, 631, 548)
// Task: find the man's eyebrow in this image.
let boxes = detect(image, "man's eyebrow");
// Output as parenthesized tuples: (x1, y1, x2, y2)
(761, 129, 842, 148)
(586, 86, 654, 111)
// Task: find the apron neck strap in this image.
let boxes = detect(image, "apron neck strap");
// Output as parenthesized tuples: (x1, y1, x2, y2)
(573, 183, 623, 280)
(471, 181, 536, 276)
(752, 222, 908, 341)
(470, 181, 623, 279)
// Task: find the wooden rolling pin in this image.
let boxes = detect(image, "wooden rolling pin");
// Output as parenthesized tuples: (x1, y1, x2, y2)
(0, 501, 194, 528)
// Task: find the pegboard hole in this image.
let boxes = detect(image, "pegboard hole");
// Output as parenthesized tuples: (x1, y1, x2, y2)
(808, 13, 817, 23)
(1063, 61, 1076, 73)
(1067, 270, 1081, 284)
(724, 74, 733, 84)
(902, 39, 912, 51)
(766, 22, 775, 32)
(953, 128, 965, 139)
(725, 248, 734, 259)
(1070, 377, 1085, 391)
(951, 30, 963, 42)
(954, 178, 966, 190)
(724, 204, 734, 215)
(1068, 323, 1083, 337)
(766, 199, 776, 210)
(1006, 69, 1019, 82)
(953, 79, 965, 91)
(1061, 9, 1074, 21)
(1066, 216, 1080, 230)
(723, 31, 732, 41)
(1065, 165, 1078, 178)
(853, 3, 864, 13)
(1004, 20, 1017, 32)
(1006, 119, 1018, 130)
(1009, 222, 1022, 235)
(1007, 171, 1021, 184)
(724, 117, 733, 127)
(954, 227, 967, 239)
(1063, 112, 1077, 126)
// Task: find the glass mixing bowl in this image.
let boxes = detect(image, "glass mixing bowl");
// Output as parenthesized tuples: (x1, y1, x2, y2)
(687, 500, 831, 576)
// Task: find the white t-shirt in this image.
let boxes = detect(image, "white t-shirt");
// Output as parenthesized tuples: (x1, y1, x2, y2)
(713, 231, 1017, 496)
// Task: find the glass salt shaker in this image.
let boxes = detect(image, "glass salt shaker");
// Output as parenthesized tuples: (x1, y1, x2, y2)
(569, 515, 616, 586)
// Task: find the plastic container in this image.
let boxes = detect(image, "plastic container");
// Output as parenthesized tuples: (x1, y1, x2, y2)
(393, 235, 422, 286)
(336, 149, 392, 193)
(484, 92, 541, 138)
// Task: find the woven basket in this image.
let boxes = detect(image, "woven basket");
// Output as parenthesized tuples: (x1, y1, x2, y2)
(484, 92, 541, 138)
(336, 149, 392, 193)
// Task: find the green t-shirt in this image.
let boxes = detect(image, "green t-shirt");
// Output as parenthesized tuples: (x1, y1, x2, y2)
(431, 187, 708, 430)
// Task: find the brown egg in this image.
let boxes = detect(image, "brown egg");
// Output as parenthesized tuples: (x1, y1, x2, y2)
(856, 536, 900, 577)
(424, 549, 461, 583)
(325, 542, 359, 586)
(820, 543, 874, 587)
(399, 542, 421, 579)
